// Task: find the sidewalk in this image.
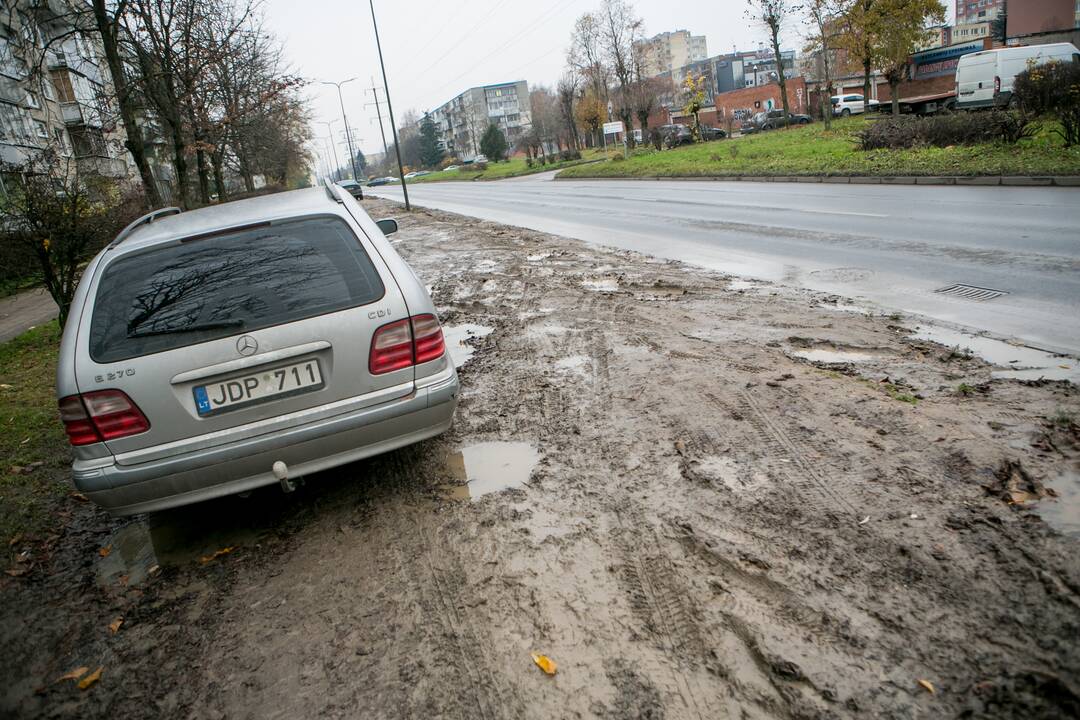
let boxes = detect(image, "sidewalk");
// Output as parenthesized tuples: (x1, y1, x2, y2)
(0, 288, 57, 343)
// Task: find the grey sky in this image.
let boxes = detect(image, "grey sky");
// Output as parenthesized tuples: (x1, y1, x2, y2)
(262, 0, 951, 160)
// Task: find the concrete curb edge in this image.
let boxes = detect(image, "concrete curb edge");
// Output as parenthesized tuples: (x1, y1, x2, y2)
(552, 174, 1080, 187)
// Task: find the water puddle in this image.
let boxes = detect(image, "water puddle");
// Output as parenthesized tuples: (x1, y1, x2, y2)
(554, 355, 590, 374)
(442, 323, 494, 367)
(792, 348, 881, 364)
(439, 441, 540, 500)
(96, 512, 264, 587)
(912, 326, 1079, 384)
(582, 276, 620, 293)
(527, 252, 552, 262)
(1039, 471, 1080, 538)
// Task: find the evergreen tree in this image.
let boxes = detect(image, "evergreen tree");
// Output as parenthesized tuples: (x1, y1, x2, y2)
(418, 114, 444, 168)
(479, 123, 509, 161)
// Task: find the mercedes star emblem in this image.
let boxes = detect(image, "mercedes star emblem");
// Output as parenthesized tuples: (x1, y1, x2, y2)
(236, 335, 258, 356)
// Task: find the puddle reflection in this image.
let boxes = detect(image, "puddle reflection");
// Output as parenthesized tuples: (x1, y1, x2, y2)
(1039, 470, 1080, 538)
(439, 441, 540, 500)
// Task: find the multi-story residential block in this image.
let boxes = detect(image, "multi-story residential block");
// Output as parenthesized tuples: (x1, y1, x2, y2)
(956, 0, 1004, 25)
(0, 0, 136, 186)
(636, 30, 708, 79)
(661, 48, 797, 109)
(428, 80, 530, 161)
(952, 21, 992, 41)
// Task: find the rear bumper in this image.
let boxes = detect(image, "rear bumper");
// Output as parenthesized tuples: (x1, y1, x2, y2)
(74, 367, 458, 515)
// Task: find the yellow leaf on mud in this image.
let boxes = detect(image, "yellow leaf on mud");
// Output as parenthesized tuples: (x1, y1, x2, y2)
(78, 667, 102, 690)
(108, 617, 123, 634)
(531, 652, 557, 675)
(57, 666, 88, 682)
(198, 546, 235, 565)
(98, 545, 111, 558)
(917, 678, 935, 694)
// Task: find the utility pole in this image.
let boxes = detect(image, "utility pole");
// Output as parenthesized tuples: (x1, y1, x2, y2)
(322, 78, 361, 181)
(365, 77, 389, 157)
(320, 121, 341, 181)
(369, 0, 410, 211)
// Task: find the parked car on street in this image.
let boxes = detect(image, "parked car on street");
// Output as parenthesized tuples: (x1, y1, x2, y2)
(56, 184, 459, 515)
(658, 123, 693, 147)
(741, 110, 812, 133)
(443, 165, 459, 171)
(335, 179, 363, 199)
(831, 94, 880, 116)
(955, 42, 1080, 109)
(700, 125, 727, 141)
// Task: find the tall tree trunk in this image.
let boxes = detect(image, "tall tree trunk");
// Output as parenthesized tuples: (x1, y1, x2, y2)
(91, 0, 162, 207)
(619, 109, 634, 149)
(770, 25, 791, 126)
(863, 54, 873, 115)
(196, 146, 210, 204)
(211, 149, 226, 201)
(169, 118, 189, 209)
(890, 77, 901, 116)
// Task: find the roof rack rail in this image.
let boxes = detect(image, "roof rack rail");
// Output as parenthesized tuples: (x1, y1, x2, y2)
(323, 179, 343, 203)
(108, 206, 183, 249)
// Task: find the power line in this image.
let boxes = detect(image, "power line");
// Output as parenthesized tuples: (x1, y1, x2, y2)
(411, 0, 514, 81)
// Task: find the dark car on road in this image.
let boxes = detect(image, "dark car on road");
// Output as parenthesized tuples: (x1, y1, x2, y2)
(336, 179, 364, 199)
(366, 176, 398, 187)
(741, 109, 812, 134)
(658, 123, 693, 147)
(700, 125, 727, 141)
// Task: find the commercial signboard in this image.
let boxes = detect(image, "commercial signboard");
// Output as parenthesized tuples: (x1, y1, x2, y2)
(602, 121, 624, 135)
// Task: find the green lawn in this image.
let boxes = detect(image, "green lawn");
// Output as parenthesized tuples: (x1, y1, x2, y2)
(0, 323, 70, 544)
(557, 117, 1080, 179)
(406, 148, 604, 184)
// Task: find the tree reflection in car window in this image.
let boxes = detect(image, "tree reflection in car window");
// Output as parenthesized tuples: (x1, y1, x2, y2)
(90, 216, 385, 362)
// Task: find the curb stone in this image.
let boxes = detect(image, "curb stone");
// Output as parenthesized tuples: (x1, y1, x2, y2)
(555, 174, 1080, 186)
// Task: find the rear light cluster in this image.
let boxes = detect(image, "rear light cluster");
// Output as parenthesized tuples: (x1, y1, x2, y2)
(994, 76, 1001, 95)
(369, 314, 446, 375)
(59, 390, 150, 446)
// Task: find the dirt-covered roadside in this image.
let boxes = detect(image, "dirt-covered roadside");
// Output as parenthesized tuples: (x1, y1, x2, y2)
(3, 197, 1079, 719)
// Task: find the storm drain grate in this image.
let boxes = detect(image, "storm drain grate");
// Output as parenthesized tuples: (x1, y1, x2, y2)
(934, 284, 1008, 301)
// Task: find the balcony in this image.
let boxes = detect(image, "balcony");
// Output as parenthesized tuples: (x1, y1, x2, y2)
(76, 155, 128, 178)
(60, 101, 83, 124)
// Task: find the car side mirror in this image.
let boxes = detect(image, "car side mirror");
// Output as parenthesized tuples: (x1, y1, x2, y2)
(375, 218, 398, 236)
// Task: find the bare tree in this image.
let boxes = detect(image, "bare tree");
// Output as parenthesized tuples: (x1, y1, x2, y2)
(598, 0, 643, 148)
(569, 12, 609, 104)
(747, 0, 801, 127)
(805, 0, 836, 129)
(557, 73, 582, 150)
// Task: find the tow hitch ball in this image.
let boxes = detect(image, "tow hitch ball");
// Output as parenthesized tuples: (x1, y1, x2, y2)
(273, 461, 297, 493)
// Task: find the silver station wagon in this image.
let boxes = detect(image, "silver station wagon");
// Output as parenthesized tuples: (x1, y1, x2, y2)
(56, 184, 458, 515)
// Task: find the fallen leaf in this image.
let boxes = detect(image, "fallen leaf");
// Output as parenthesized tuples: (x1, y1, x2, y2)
(1060, 365, 1070, 369)
(917, 678, 935, 694)
(531, 652, 557, 676)
(98, 545, 112, 558)
(70, 492, 88, 502)
(9, 533, 23, 547)
(148, 564, 161, 576)
(5, 564, 32, 577)
(198, 546, 235, 565)
(78, 667, 102, 690)
(57, 666, 89, 682)
(108, 617, 123, 634)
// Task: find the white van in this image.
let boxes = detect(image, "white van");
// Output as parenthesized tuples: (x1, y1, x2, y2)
(956, 42, 1080, 109)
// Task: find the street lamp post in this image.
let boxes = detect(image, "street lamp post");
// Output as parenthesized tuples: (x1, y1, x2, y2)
(320, 120, 341, 181)
(322, 78, 361, 181)
(369, 0, 410, 211)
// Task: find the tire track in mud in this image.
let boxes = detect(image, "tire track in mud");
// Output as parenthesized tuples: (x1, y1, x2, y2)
(393, 513, 524, 720)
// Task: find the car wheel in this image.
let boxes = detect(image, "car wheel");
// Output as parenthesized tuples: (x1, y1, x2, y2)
(841, 108, 851, 117)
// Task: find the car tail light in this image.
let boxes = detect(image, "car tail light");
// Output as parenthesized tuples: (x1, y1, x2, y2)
(994, 76, 1000, 95)
(370, 318, 414, 374)
(58, 390, 149, 446)
(369, 314, 447, 375)
(411, 314, 445, 364)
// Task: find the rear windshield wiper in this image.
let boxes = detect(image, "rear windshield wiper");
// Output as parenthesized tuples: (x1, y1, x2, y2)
(128, 319, 245, 339)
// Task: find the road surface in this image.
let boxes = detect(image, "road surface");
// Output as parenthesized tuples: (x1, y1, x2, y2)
(373, 175, 1080, 355)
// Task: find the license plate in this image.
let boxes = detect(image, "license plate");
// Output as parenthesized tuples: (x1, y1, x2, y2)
(193, 359, 323, 416)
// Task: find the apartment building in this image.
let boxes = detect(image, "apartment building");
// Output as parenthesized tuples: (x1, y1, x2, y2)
(0, 0, 135, 186)
(956, 0, 1004, 25)
(637, 30, 708, 78)
(428, 80, 530, 161)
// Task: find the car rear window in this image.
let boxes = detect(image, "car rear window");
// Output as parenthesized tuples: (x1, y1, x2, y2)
(88, 215, 385, 363)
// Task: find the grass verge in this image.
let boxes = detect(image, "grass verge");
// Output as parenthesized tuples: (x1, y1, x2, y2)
(558, 116, 1080, 179)
(408, 149, 604, 184)
(0, 323, 69, 544)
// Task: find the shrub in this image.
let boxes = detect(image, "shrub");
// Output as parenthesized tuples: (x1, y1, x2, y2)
(650, 128, 663, 150)
(525, 157, 534, 168)
(559, 149, 582, 161)
(438, 156, 461, 170)
(857, 111, 1033, 150)
(611, 154, 624, 162)
(1013, 60, 1080, 146)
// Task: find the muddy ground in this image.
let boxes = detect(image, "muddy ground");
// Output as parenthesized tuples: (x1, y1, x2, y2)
(3, 197, 1079, 719)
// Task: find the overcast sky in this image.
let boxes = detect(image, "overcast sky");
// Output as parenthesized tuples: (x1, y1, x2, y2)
(261, 0, 953, 161)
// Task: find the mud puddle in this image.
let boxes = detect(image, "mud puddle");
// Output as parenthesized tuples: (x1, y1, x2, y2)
(1039, 470, 1080, 538)
(442, 323, 494, 367)
(912, 325, 1079, 383)
(439, 441, 540, 500)
(791, 348, 882, 364)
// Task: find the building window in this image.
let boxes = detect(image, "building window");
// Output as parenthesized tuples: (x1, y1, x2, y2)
(33, 119, 47, 139)
(51, 69, 76, 103)
(25, 91, 39, 109)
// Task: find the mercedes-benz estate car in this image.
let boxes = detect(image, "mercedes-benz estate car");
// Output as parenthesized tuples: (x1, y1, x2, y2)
(56, 183, 458, 515)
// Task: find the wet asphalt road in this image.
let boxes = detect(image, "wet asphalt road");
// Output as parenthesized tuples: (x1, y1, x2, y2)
(372, 175, 1080, 355)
